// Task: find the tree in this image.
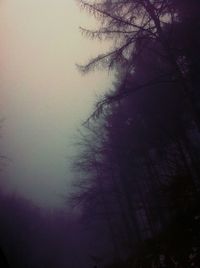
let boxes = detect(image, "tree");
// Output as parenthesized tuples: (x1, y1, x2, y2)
(77, 0, 200, 130)
(72, 1, 200, 266)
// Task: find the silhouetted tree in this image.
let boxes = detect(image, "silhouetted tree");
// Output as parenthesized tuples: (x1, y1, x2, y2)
(72, 1, 200, 267)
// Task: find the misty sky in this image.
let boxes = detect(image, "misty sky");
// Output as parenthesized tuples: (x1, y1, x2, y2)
(0, 0, 113, 207)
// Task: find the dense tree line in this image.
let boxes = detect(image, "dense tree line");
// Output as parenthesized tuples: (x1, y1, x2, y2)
(72, 0, 200, 267)
(0, 191, 90, 268)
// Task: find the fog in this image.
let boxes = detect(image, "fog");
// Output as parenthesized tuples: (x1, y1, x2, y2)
(0, 0, 113, 207)
(0, 1, 199, 268)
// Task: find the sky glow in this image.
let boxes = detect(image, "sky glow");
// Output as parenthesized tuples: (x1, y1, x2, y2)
(0, 0, 113, 207)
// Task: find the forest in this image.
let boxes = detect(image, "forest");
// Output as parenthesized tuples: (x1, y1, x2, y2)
(0, 0, 200, 267)
(71, 0, 200, 267)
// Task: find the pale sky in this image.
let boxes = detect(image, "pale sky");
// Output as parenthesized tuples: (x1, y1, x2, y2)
(0, 0, 113, 207)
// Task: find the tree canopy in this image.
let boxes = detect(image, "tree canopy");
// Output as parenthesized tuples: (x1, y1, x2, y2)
(72, 1, 200, 267)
